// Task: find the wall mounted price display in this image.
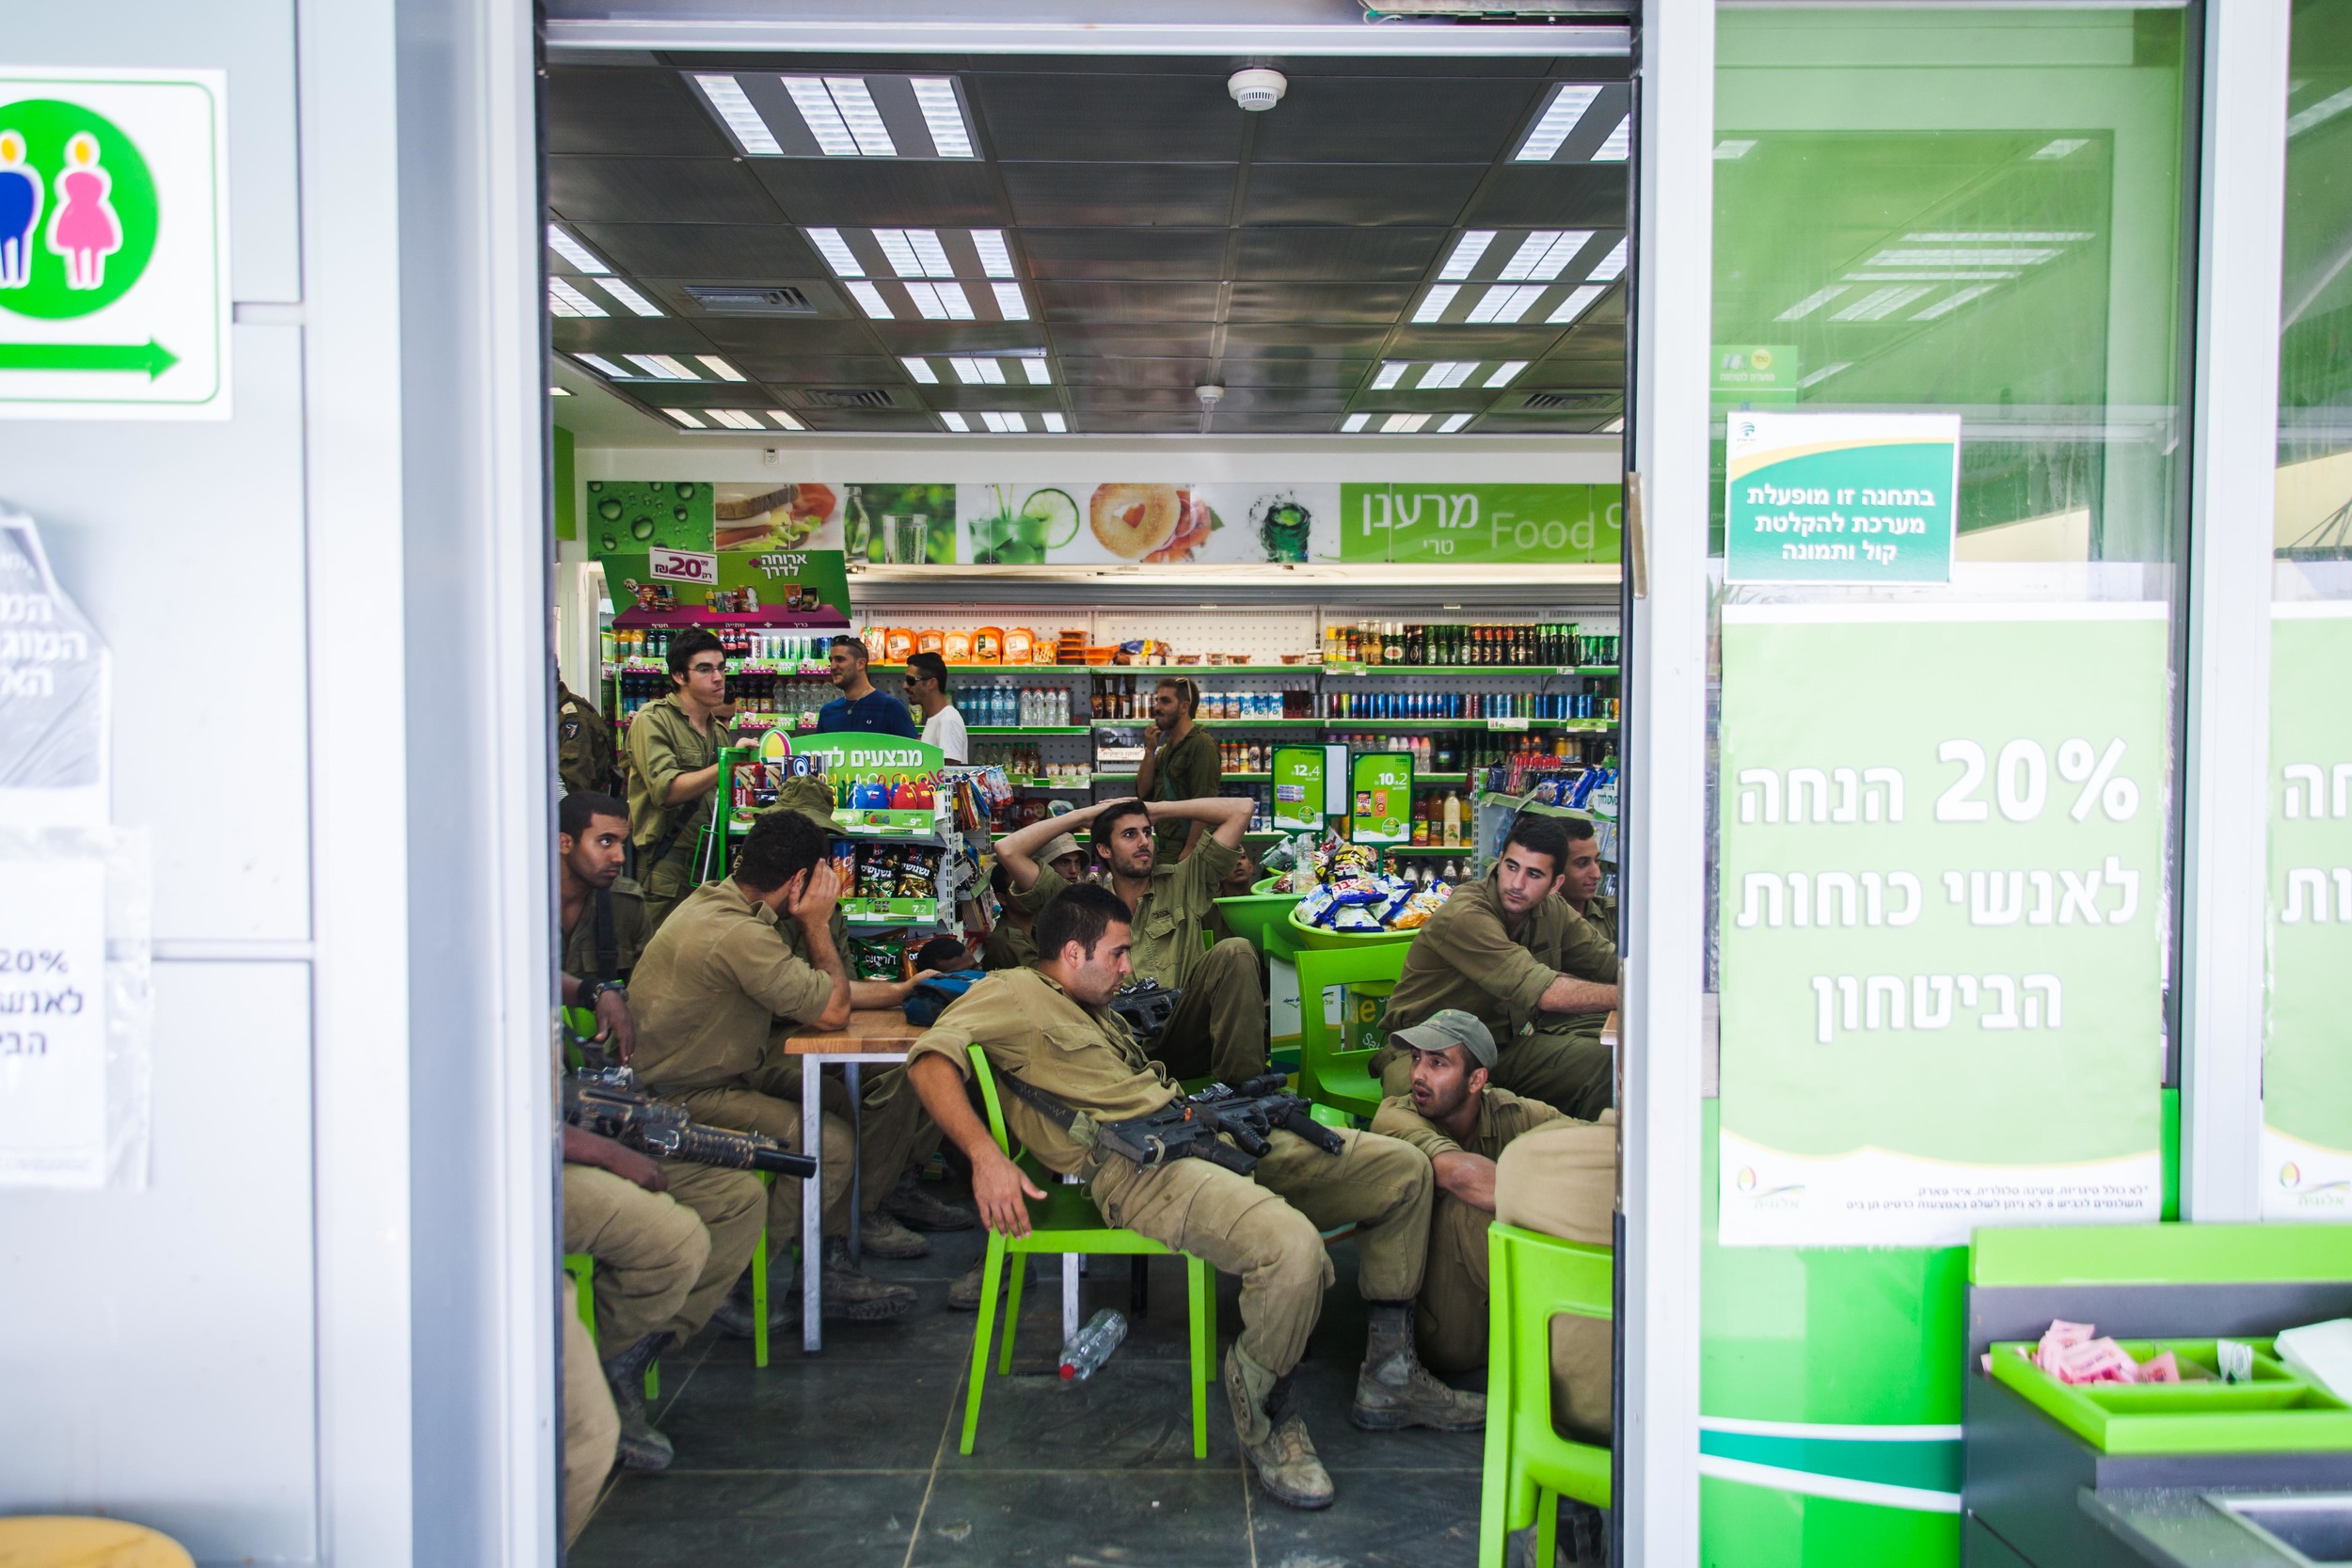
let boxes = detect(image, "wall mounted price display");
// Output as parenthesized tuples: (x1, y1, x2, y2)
(1273, 744, 1348, 833)
(1724, 412, 1960, 585)
(1716, 602, 2167, 1247)
(1349, 751, 1414, 846)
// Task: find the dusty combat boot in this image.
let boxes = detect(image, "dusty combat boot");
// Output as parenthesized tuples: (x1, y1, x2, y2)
(859, 1211, 932, 1260)
(1350, 1300, 1486, 1433)
(1224, 1345, 1334, 1511)
(600, 1331, 675, 1471)
(822, 1237, 915, 1323)
(884, 1174, 977, 1232)
(710, 1264, 796, 1338)
(947, 1251, 1025, 1311)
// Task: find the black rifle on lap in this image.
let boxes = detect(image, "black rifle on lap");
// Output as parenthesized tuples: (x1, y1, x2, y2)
(1092, 1073, 1345, 1177)
(1105, 977, 1181, 1042)
(565, 1043, 818, 1179)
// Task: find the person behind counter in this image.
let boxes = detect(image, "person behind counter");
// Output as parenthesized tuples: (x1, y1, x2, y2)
(1375, 813, 1618, 1120)
(818, 632, 920, 738)
(624, 627, 730, 934)
(1134, 675, 1221, 863)
(903, 651, 968, 763)
(905, 884, 1485, 1512)
(996, 796, 1267, 1085)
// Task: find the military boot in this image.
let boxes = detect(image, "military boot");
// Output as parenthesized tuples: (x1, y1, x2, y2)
(859, 1211, 932, 1260)
(884, 1173, 978, 1232)
(600, 1331, 675, 1471)
(710, 1264, 796, 1338)
(1223, 1345, 1334, 1511)
(821, 1236, 916, 1323)
(1350, 1301, 1486, 1432)
(947, 1251, 1024, 1311)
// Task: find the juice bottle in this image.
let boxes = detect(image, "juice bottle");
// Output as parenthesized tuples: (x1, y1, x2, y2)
(1442, 791, 1464, 847)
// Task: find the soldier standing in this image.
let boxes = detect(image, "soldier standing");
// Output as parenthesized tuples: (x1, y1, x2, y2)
(625, 627, 730, 934)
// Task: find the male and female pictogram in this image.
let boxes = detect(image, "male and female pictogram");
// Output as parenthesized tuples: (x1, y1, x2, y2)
(0, 128, 121, 291)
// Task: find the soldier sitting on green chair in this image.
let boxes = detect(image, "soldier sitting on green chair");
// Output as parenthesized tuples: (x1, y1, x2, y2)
(906, 883, 1485, 1513)
(995, 797, 1267, 1085)
(1375, 813, 1619, 1121)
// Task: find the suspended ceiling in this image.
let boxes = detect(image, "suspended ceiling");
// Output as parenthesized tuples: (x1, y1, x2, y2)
(544, 51, 1630, 437)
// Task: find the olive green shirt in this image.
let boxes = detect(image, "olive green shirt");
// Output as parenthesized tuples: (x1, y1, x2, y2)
(909, 967, 1182, 1177)
(561, 878, 648, 979)
(1371, 1084, 1563, 1164)
(1385, 870, 1619, 1049)
(625, 694, 724, 861)
(1144, 723, 1221, 863)
(1573, 895, 1617, 947)
(979, 919, 1036, 971)
(628, 877, 835, 1093)
(1012, 833, 1237, 990)
(556, 681, 615, 798)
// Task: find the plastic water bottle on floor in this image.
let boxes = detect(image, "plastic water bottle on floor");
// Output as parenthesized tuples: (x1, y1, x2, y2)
(1060, 1308, 1128, 1381)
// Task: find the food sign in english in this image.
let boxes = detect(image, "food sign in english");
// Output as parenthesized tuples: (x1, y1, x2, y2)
(1340, 483, 1621, 567)
(1724, 413, 1958, 584)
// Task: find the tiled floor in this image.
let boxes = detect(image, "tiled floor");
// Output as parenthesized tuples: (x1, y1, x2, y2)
(573, 1197, 1506, 1568)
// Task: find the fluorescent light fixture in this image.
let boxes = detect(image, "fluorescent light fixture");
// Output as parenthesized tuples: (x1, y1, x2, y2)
(694, 74, 782, 155)
(1411, 284, 1461, 324)
(1501, 230, 1592, 282)
(767, 410, 806, 430)
(1775, 285, 1847, 321)
(1794, 361, 1851, 389)
(550, 386, 572, 396)
(1021, 357, 1052, 385)
(1383, 413, 1430, 434)
(949, 356, 1006, 386)
(1371, 361, 1407, 390)
(1830, 284, 1934, 322)
(1910, 285, 1996, 321)
(1042, 412, 1067, 433)
(1546, 285, 1603, 325)
(548, 278, 606, 318)
(1468, 284, 1545, 325)
(1587, 238, 1629, 283)
(940, 412, 970, 432)
(2029, 137, 2090, 159)
(1438, 413, 1472, 434)
(1516, 84, 1602, 162)
(1438, 230, 1496, 280)
(992, 281, 1030, 321)
(845, 280, 894, 319)
(695, 355, 746, 382)
(980, 411, 1027, 433)
(706, 408, 764, 430)
(624, 353, 699, 380)
(824, 77, 897, 156)
(547, 225, 608, 274)
(972, 230, 1016, 278)
(874, 229, 923, 277)
(660, 407, 706, 428)
(571, 352, 628, 378)
(900, 356, 939, 384)
(1714, 139, 1756, 160)
(1485, 360, 1529, 388)
(2290, 84, 2352, 136)
(1591, 115, 1630, 162)
(1844, 270, 2020, 282)
(909, 230, 956, 278)
(1599, 416, 1624, 434)
(1868, 247, 2058, 267)
(1420, 361, 1475, 389)
(596, 277, 663, 317)
(912, 77, 974, 157)
(1342, 413, 1370, 433)
(806, 227, 864, 277)
(784, 77, 860, 155)
(904, 280, 975, 321)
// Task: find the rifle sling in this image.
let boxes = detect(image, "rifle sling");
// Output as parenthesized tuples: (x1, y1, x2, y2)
(991, 1068, 1103, 1150)
(593, 887, 619, 981)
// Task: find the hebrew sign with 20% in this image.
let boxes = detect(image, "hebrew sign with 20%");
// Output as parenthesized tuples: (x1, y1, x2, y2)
(1931, 736, 2139, 826)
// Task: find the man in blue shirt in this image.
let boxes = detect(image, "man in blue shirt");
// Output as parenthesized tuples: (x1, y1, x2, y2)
(816, 634, 920, 737)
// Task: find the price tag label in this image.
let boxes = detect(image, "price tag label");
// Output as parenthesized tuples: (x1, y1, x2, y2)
(649, 546, 719, 584)
(1486, 716, 1530, 732)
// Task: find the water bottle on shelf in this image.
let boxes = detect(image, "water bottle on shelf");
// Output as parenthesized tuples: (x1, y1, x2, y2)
(1059, 1307, 1129, 1382)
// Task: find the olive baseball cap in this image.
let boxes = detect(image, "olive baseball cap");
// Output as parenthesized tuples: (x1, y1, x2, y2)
(1039, 832, 1085, 868)
(1391, 1008, 1497, 1069)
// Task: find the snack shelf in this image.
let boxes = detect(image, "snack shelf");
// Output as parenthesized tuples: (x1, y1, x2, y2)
(1384, 842, 1478, 854)
(866, 661, 1617, 678)
(968, 725, 1089, 736)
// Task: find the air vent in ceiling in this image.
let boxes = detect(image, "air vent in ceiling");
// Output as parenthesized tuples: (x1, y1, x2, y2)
(682, 284, 817, 316)
(1519, 390, 1618, 412)
(803, 388, 898, 409)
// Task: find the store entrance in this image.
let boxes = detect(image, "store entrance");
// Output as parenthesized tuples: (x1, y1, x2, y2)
(543, 31, 1633, 1565)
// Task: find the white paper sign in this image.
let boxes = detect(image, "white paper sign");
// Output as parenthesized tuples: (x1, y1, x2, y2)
(0, 855, 108, 1185)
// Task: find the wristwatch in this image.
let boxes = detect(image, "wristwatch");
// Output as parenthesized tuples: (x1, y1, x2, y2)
(578, 978, 621, 1012)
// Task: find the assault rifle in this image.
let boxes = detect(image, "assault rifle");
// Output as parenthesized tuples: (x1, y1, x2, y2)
(565, 1051, 818, 1179)
(1094, 1072, 1345, 1177)
(1106, 977, 1181, 1042)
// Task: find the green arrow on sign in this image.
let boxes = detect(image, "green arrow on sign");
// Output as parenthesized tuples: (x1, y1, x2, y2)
(0, 340, 180, 379)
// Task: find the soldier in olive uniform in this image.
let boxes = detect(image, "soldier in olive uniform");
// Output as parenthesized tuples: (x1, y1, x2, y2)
(1376, 814, 1619, 1120)
(977, 832, 1088, 973)
(557, 678, 618, 798)
(907, 884, 1484, 1512)
(1559, 815, 1617, 944)
(559, 790, 647, 987)
(626, 627, 730, 935)
(1134, 675, 1222, 863)
(1370, 1009, 1572, 1371)
(996, 796, 1266, 1085)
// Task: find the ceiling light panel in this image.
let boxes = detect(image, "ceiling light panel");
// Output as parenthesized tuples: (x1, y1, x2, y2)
(693, 74, 783, 155)
(1591, 116, 1630, 162)
(1342, 413, 1371, 433)
(901, 356, 939, 384)
(596, 277, 663, 317)
(1042, 412, 1067, 433)
(696, 356, 746, 382)
(940, 412, 970, 432)
(1439, 413, 1473, 434)
(546, 225, 607, 275)
(1714, 139, 1757, 160)
(1410, 284, 1461, 324)
(1020, 357, 1052, 386)
(768, 410, 806, 430)
(806, 227, 864, 277)
(1775, 285, 1847, 322)
(873, 229, 923, 277)
(704, 72, 979, 160)
(972, 230, 1016, 278)
(782, 77, 858, 155)
(1547, 285, 1603, 325)
(992, 282, 1030, 321)
(1516, 84, 1602, 162)
(1438, 230, 1496, 281)
(904, 281, 976, 321)
(707, 408, 764, 430)
(1485, 361, 1529, 388)
(1371, 361, 1407, 390)
(1831, 284, 1934, 321)
(908, 230, 955, 278)
(624, 354, 698, 380)
(549, 386, 571, 396)
(845, 280, 894, 319)
(571, 353, 628, 378)
(661, 408, 706, 428)
(1383, 413, 1430, 434)
(1467, 284, 1545, 325)
(548, 278, 606, 318)
(1501, 230, 1592, 282)
(1420, 361, 1475, 389)
(949, 356, 1006, 385)
(825, 77, 898, 156)
(980, 411, 1027, 433)
(1587, 238, 1629, 282)
(911, 77, 975, 157)
(1911, 285, 1996, 321)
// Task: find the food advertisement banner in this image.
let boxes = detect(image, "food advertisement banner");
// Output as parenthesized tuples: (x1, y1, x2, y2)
(1338, 483, 1621, 566)
(1350, 752, 1414, 845)
(1717, 603, 2167, 1247)
(589, 480, 850, 624)
(1724, 412, 1959, 585)
(959, 483, 1332, 565)
(2263, 603, 2352, 1221)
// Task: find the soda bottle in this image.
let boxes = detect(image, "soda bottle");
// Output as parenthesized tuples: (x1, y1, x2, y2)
(1060, 1308, 1129, 1381)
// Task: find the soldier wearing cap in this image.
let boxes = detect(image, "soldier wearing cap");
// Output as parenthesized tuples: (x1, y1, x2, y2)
(1373, 1009, 1593, 1372)
(979, 831, 1089, 972)
(1376, 813, 1618, 1119)
(906, 883, 1484, 1513)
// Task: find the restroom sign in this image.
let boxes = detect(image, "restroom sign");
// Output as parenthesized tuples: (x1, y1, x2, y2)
(0, 71, 230, 420)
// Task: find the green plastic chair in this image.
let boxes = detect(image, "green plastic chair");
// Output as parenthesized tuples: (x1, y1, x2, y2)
(1478, 1223, 1613, 1567)
(959, 1043, 1216, 1459)
(563, 1181, 772, 1379)
(1293, 942, 1407, 1121)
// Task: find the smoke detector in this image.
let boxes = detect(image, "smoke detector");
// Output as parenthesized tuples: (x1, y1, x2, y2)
(1227, 69, 1288, 112)
(1196, 384, 1226, 407)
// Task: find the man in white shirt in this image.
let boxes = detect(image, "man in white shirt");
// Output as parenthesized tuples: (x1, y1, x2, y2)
(906, 651, 968, 763)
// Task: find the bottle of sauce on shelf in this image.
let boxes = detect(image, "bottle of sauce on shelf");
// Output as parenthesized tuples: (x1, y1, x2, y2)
(1442, 790, 1464, 847)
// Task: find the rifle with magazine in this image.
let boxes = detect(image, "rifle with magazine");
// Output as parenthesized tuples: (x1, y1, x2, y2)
(565, 1043, 818, 1179)
(997, 1068, 1343, 1178)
